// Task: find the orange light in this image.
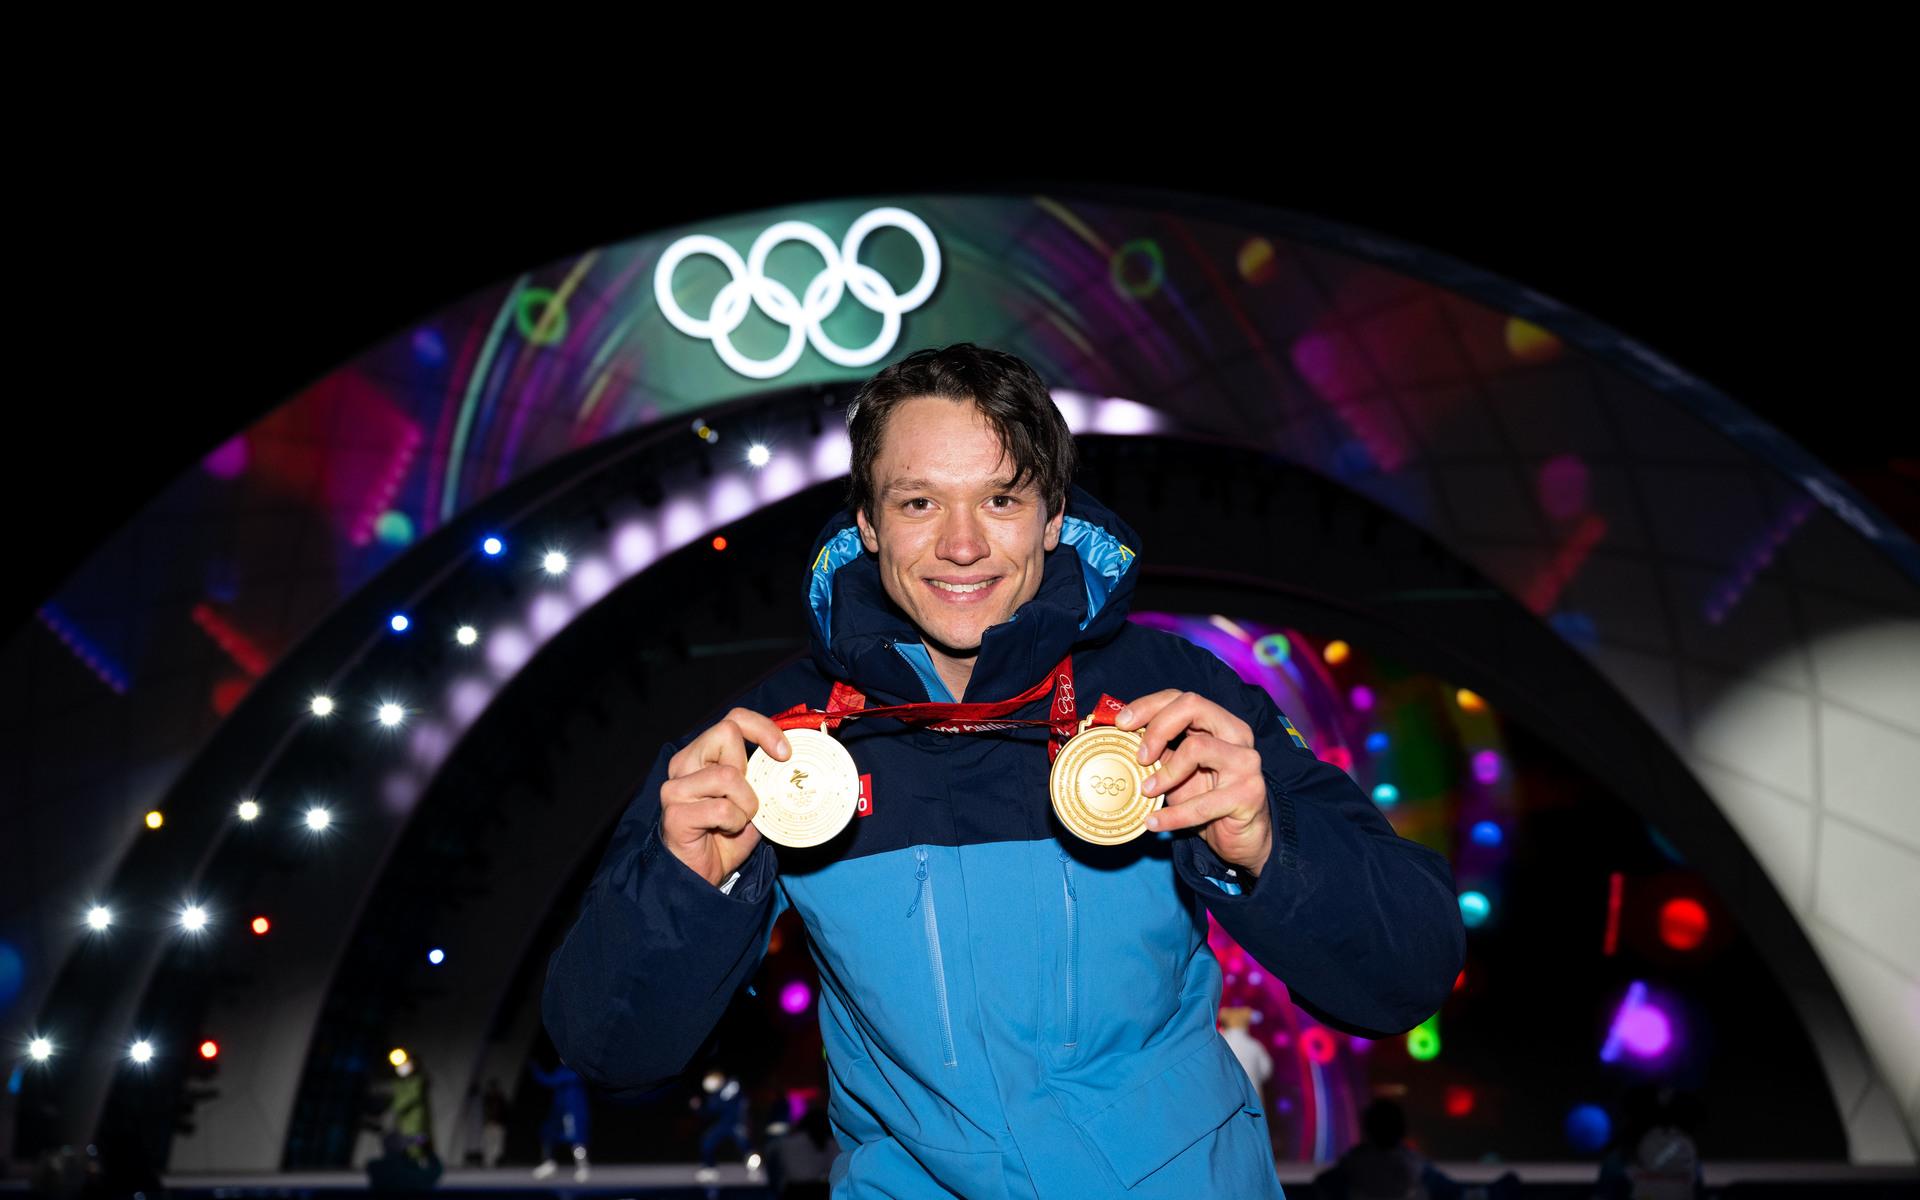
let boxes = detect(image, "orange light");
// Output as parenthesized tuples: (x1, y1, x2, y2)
(251, 916, 271, 936)
(1323, 640, 1350, 665)
(145, 811, 164, 830)
(1456, 688, 1486, 712)
(711, 536, 728, 551)
(199, 1040, 219, 1060)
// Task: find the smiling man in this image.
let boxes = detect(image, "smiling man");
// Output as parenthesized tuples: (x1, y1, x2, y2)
(543, 343, 1465, 1197)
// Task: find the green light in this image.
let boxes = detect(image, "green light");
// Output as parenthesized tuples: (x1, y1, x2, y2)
(1253, 634, 1291, 666)
(1406, 1015, 1441, 1061)
(375, 510, 415, 546)
(515, 287, 569, 345)
(1109, 239, 1165, 299)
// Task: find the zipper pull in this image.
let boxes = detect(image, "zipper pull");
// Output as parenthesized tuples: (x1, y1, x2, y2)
(907, 846, 929, 917)
(1059, 848, 1076, 899)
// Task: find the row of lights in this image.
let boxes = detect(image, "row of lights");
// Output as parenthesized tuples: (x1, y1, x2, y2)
(27, 1036, 218, 1065)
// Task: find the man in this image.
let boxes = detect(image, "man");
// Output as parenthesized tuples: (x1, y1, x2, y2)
(544, 343, 1464, 1196)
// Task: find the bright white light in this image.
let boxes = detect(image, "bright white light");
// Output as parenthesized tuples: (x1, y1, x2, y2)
(86, 906, 111, 931)
(310, 695, 335, 717)
(747, 443, 771, 467)
(455, 625, 478, 646)
(543, 550, 569, 575)
(377, 703, 405, 727)
(390, 613, 410, 633)
(306, 807, 332, 831)
(180, 905, 208, 932)
(482, 536, 503, 556)
(427, 948, 445, 965)
(29, 1037, 52, 1062)
(237, 799, 260, 821)
(129, 1040, 153, 1065)
(747, 1152, 763, 1171)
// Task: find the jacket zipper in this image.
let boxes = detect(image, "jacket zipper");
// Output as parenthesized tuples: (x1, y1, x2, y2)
(1059, 848, 1079, 1048)
(906, 846, 958, 1067)
(891, 640, 950, 702)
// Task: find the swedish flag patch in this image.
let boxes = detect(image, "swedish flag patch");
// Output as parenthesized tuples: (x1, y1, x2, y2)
(1281, 716, 1309, 750)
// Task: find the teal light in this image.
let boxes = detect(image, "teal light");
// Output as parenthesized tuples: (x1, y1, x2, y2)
(1459, 891, 1491, 927)
(1371, 783, 1399, 807)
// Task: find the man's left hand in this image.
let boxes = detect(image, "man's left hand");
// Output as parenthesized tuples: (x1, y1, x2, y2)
(1115, 690, 1273, 878)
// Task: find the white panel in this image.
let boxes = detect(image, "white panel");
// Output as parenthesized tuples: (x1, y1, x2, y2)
(1808, 921, 1920, 1157)
(1801, 597, 1920, 735)
(1683, 664, 1817, 803)
(1821, 706, 1920, 851)
(1815, 820, 1920, 977)
(1692, 761, 1817, 913)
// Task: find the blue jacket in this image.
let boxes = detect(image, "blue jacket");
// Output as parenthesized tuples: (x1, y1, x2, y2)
(543, 484, 1464, 1197)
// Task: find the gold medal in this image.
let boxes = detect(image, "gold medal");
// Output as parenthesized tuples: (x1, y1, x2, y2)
(1049, 714, 1165, 845)
(745, 727, 860, 848)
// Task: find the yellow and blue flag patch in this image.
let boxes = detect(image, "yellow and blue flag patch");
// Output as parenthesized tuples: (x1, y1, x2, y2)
(1281, 715, 1309, 750)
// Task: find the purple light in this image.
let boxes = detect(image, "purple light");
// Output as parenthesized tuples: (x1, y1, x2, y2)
(779, 981, 812, 1015)
(1472, 750, 1502, 784)
(1601, 980, 1676, 1062)
(1536, 453, 1590, 521)
(203, 435, 248, 480)
(1350, 685, 1374, 711)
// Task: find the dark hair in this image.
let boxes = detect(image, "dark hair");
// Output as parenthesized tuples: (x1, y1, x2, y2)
(845, 343, 1076, 524)
(1360, 1097, 1407, 1148)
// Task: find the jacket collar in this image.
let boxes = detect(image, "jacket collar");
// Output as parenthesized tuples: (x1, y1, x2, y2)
(804, 483, 1141, 703)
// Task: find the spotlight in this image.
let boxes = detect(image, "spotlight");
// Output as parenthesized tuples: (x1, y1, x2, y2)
(130, 1040, 154, 1065)
(747, 443, 771, 467)
(389, 1048, 409, 1067)
(482, 536, 504, 556)
(455, 625, 478, 646)
(29, 1037, 52, 1062)
(251, 916, 271, 936)
(390, 614, 410, 633)
(712, 536, 729, 552)
(543, 551, 568, 575)
(180, 905, 208, 932)
(144, 810, 164, 830)
(377, 703, 405, 728)
(427, 948, 445, 965)
(747, 1152, 763, 1170)
(199, 1040, 219, 1060)
(86, 906, 111, 931)
(236, 799, 260, 821)
(306, 807, 332, 832)
(310, 695, 335, 717)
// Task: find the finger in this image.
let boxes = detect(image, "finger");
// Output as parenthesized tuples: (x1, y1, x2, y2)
(1138, 693, 1255, 766)
(665, 764, 760, 819)
(723, 707, 792, 762)
(1144, 729, 1236, 794)
(1113, 689, 1182, 735)
(1146, 783, 1254, 833)
(677, 793, 758, 836)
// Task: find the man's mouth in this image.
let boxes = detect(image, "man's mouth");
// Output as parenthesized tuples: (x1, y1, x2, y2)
(926, 576, 1000, 602)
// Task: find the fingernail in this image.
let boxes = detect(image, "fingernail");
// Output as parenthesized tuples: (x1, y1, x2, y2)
(777, 738, 790, 756)
(1145, 816, 1160, 830)
(1118, 708, 1134, 726)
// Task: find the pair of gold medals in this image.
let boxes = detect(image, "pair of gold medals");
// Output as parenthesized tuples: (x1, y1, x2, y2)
(743, 718, 1165, 848)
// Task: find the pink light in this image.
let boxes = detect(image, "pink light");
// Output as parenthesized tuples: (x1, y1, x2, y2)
(779, 981, 812, 1015)
(1471, 750, 1501, 784)
(1319, 745, 1353, 773)
(1350, 686, 1374, 711)
(1536, 454, 1590, 521)
(203, 435, 249, 479)
(1601, 980, 1675, 1062)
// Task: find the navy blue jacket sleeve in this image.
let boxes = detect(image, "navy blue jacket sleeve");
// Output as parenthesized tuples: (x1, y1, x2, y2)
(541, 736, 788, 1098)
(1169, 650, 1465, 1038)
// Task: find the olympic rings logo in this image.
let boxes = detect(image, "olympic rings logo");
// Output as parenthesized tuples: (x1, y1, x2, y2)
(1087, 775, 1129, 797)
(654, 207, 941, 380)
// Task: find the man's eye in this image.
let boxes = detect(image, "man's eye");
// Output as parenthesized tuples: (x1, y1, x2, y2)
(990, 495, 1017, 509)
(903, 498, 930, 511)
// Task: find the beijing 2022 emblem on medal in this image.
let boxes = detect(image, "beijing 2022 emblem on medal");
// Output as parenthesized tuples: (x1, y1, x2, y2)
(745, 727, 860, 848)
(1049, 714, 1165, 845)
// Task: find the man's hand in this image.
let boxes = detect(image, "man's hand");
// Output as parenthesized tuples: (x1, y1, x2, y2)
(660, 707, 790, 888)
(1116, 690, 1274, 878)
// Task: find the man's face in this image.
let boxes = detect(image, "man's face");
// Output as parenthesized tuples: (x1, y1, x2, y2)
(855, 395, 1063, 659)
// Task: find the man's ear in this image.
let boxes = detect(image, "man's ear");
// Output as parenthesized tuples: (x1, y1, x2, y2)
(855, 506, 880, 553)
(1043, 502, 1064, 552)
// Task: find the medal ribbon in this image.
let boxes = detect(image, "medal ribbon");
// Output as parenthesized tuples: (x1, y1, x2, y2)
(769, 654, 1132, 763)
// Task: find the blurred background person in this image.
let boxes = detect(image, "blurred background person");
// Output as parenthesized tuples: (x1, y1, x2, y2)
(529, 1058, 590, 1182)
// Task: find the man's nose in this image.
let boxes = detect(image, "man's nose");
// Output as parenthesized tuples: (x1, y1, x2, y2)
(937, 510, 988, 563)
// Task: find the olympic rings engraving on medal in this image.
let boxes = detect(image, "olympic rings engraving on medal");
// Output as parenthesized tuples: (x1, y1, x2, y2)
(654, 207, 942, 380)
(1088, 775, 1127, 797)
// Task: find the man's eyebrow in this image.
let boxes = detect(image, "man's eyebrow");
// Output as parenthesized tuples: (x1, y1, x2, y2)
(881, 475, 1022, 497)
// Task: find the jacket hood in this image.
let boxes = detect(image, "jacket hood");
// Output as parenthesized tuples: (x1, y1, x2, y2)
(803, 483, 1142, 703)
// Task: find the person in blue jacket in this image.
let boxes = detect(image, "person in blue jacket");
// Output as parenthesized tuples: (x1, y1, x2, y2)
(528, 1059, 590, 1181)
(543, 343, 1466, 1197)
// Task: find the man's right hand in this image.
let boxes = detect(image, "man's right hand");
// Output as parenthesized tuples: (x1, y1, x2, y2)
(660, 707, 790, 888)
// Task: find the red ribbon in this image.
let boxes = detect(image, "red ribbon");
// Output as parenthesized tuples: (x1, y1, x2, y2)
(770, 653, 1132, 764)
